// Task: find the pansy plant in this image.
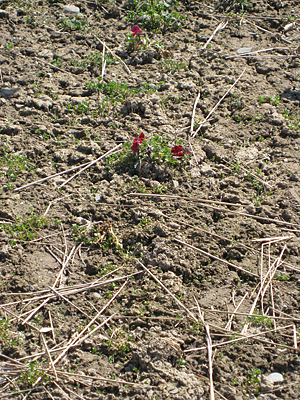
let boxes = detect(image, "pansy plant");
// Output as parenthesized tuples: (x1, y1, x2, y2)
(126, 25, 149, 53)
(130, 133, 190, 165)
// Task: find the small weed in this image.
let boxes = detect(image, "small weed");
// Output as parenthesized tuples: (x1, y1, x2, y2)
(125, 0, 185, 32)
(0, 153, 31, 182)
(4, 42, 14, 51)
(0, 211, 48, 243)
(61, 13, 87, 31)
(70, 52, 116, 70)
(159, 59, 188, 74)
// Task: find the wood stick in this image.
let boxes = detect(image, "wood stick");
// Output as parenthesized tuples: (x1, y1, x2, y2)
(294, 325, 298, 349)
(225, 292, 248, 330)
(137, 260, 198, 322)
(174, 238, 259, 277)
(92, 34, 131, 74)
(184, 324, 294, 353)
(190, 307, 300, 322)
(129, 192, 245, 207)
(52, 381, 72, 400)
(241, 246, 286, 334)
(53, 281, 127, 366)
(34, 57, 71, 74)
(203, 21, 228, 49)
(41, 334, 57, 380)
(58, 144, 122, 189)
(190, 92, 201, 136)
(13, 162, 91, 192)
(195, 297, 215, 400)
(192, 68, 246, 138)
(48, 311, 56, 343)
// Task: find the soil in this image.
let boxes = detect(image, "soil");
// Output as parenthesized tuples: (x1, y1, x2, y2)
(1, 0, 300, 399)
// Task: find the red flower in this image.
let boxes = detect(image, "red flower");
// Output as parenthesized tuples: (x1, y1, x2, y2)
(171, 145, 185, 160)
(131, 25, 143, 36)
(131, 133, 146, 154)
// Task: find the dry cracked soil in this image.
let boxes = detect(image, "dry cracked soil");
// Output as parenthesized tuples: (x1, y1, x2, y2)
(1, 0, 300, 399)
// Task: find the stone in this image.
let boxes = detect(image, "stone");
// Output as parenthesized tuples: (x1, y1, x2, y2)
(0, 9, 9, 18)
(261, 375, 274, 392)
(258, 394, 278, 400)
(95, 194, 101, 202)
(30, 97, 53, 111)
(63, 5, 80, 14)
(169, 388, 179, 394)
(237, 47, 252, 54)
(177, 80, 196, 91)
(200, 164, 215, 176)
(0, 87, 20, 98)
(219, 385, 236, 400)
(268, 372, 283, 383)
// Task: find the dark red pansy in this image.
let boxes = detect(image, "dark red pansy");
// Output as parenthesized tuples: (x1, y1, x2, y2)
(171, 145, 183, 154)
(131, 25, 143, 36)
(130, 133, 146, 154)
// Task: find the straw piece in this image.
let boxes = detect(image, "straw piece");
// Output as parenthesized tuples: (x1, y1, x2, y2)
(203, 21, 228, 49)
(41, 334, 57, 380)
(195, 297, 215, 400)
(92, 34, 131, 74)
(190, 92, 201, 136)
(34, 57, 71, 74)
(225, 292, 248, 330)
(58, 144, 122, 189)
(13, 161, 91, 192)
(191, 68, 246, 138)
(174, 238, 259, 277)
(136, 260, 198, 322)
(184, 324, 294, 353)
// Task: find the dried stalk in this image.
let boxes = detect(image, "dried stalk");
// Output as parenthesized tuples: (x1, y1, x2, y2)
(203, 21, 228, 49)
(225, 292, 248, 330)
(195, 297, 215, 400)
(174, 238, 258, 277)
(191, 68, 246, 138)
(190, 92, 201, 136)
(185, 324, 294, 353)
(34, 57, 71, 74)
(92, 34, 131, 74)
(58, 143, 122, 189)
(41, 334, 57, 380)
(13, 161, 91, 192)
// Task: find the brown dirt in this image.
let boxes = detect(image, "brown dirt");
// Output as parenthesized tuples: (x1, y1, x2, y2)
(1, 0, 300, 399)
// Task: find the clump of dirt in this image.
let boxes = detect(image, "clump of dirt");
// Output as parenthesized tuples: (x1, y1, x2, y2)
(1, 0, 300, 399)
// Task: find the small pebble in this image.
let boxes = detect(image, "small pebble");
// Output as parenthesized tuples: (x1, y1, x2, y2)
(268, 372, 283, 383)
(237, 47, 252, 54)
(63, 5, 80, 14)
(169, 388, 179, 394)
(95, 194, 101, 202)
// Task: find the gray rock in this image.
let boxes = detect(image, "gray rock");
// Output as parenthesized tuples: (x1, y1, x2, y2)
(200, 164, 215, 177)
(177, 80, 196, 91)
(259, 394, 278, 400)
(219, 385, 236, 400)
(261, 375, 274, 392)
(63, 5, 80, 14)
(268, 372, 283, 383)
(0, 9, 9, 18)
(30, 97, 53, 111)
(237, 47, 252, 54)
(0, 87, 20, 99)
